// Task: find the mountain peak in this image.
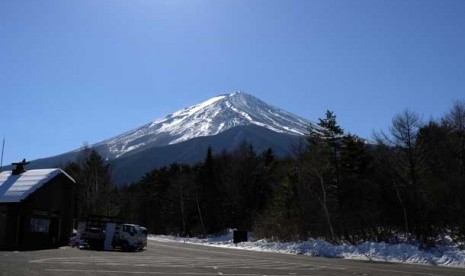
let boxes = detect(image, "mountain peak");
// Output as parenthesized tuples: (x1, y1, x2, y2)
(221, 91, 246, 96)
(100, 93, 310, 158)
(223, 91, 258, 101)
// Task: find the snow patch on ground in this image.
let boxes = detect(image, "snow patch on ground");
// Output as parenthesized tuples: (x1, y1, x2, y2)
(148, 231, 465, 268)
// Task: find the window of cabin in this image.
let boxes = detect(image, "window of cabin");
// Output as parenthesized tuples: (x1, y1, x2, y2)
(30, 218, 50, 233)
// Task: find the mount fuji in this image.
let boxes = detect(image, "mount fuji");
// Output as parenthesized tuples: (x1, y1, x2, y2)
(23, 92, 312, 184)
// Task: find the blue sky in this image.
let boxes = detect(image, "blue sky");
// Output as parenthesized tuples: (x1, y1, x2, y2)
(1, 0, 464, 165)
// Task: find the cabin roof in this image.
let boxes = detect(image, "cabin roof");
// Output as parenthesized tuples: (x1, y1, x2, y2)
(0, 169, 75, 203)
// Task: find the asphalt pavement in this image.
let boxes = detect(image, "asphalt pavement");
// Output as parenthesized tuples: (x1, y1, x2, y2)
(0, 240, 464, 276)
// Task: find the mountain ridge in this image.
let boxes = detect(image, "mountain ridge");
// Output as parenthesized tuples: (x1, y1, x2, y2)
(111, 124, 305, 184)
(5, 92, 312, 184)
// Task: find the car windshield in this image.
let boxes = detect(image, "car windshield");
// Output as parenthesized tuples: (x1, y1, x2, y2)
(132, 225, 141, 234)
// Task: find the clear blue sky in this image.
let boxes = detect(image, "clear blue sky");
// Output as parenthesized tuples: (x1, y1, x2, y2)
(1, 0, 464, 165)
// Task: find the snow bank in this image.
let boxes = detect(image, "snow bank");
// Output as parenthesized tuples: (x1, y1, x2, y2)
(148, 230, 465, 268)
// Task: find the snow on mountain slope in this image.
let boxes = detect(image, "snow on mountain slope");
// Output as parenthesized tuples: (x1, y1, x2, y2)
(98, 92, 311, 159)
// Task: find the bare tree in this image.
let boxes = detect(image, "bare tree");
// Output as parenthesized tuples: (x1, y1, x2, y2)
(374, 110, 425, 235)
(307, 153, 335, 242)
(390, 109, 423, 187)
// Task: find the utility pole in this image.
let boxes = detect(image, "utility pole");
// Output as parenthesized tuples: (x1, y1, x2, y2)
(0, 136, 4, 170)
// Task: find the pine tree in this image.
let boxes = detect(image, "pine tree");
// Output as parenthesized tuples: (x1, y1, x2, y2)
(64, 149, 117, 218)
(196, 146, 223, 234)
(304, 110, 344, 242)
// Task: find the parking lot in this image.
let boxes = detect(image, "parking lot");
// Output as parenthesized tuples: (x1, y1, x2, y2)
(1, 240, 465, 276)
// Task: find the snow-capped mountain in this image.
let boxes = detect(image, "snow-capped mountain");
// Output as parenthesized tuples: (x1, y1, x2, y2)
(98, 92, 311, 159)
(22, 92, 311, 184)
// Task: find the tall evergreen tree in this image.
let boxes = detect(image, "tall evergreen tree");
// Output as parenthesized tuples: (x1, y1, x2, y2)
(196, 146, 223, 234)
(64, 149, 117, 218)
(304, 110, 344, 241)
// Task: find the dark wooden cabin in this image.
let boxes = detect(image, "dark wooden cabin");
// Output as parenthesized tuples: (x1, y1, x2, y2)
(0, 166, 75, 250)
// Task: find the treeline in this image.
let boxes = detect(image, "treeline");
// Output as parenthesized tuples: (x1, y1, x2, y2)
(65, 100, 465, 246)
(118, 145, 280, 237)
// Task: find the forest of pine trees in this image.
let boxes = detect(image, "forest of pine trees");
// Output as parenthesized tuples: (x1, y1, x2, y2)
(64, 100, 465, 247)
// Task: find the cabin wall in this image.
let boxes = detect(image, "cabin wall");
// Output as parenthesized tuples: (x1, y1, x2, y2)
(0, 204, 21, 249)
(0, 174, 75, 250)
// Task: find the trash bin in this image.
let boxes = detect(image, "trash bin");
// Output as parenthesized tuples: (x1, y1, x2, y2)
(233, 230, 248, 244)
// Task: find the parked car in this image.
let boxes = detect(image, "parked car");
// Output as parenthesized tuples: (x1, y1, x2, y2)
(140, 226, 148, 248)
(76, 217, 146, 251)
